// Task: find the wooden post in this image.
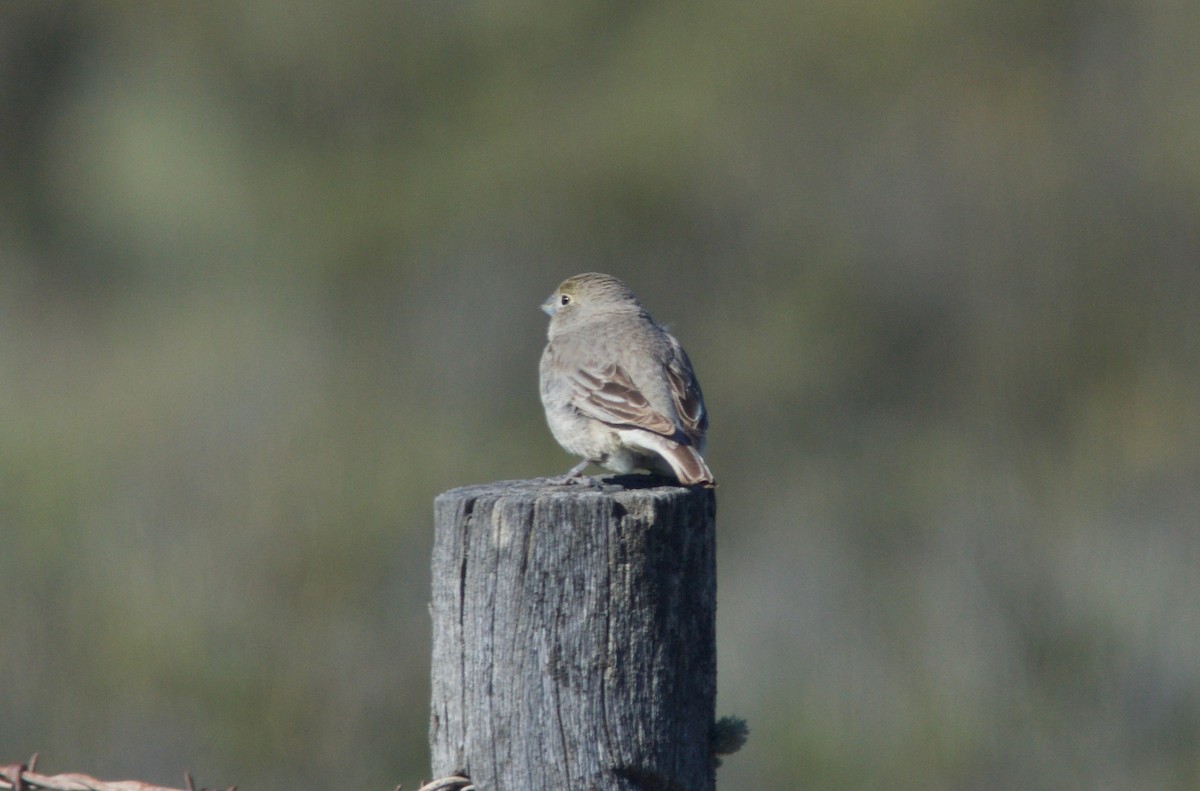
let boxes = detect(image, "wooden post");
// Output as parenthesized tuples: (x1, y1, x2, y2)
(429, 477, 717, 791)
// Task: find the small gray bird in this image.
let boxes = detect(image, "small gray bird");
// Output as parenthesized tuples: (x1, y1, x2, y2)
(539, 272, 714, 487)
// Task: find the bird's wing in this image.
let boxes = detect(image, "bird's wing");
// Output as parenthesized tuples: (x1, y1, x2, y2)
(664, 337, 707, 444)
(567, 362, 678, 437)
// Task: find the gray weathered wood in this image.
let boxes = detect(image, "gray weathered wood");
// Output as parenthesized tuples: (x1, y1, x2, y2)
(429, 477, 717, 791)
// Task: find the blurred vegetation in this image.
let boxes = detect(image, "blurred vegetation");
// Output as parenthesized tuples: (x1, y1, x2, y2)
(2, 2, 1198, 789)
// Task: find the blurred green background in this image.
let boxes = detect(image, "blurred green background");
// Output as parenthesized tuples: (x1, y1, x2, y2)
(2, 2, 1199, 789)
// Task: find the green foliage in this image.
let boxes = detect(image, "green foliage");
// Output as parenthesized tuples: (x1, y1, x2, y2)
(712, 715, 749, 766)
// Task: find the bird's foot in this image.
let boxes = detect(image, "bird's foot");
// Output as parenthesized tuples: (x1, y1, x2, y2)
(545, 461, 602, 488)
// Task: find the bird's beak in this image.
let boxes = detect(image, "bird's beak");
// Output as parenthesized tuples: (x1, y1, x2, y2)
(541, 294, 557, 316)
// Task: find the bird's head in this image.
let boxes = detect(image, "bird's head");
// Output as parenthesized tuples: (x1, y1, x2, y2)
(541, 272, 642, 319)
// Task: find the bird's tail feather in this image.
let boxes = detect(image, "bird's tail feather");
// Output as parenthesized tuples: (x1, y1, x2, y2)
(624, 430, 715, 487)
(665, 443, 716, 488)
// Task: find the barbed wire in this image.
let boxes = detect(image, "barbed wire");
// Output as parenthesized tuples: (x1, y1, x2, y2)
(2, 756, 473, 791)
(0, 755, 232, 791)
(406, 777, 474, 791)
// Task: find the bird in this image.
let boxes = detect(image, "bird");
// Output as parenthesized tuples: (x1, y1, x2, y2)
(538, 272, 714, 488)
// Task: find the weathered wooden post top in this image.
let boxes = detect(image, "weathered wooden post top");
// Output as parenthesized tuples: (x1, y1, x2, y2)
(429, 476, 718, 791)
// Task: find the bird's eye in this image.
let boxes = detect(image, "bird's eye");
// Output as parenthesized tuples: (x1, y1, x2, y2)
(560, 294, 571, 306)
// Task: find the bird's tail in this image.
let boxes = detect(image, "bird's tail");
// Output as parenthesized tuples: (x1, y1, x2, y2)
(629, 432, 715, 488)
(667, 443, 716, 488)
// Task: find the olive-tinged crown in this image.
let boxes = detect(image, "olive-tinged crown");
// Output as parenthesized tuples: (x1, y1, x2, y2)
(542, 272, 643, 317)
